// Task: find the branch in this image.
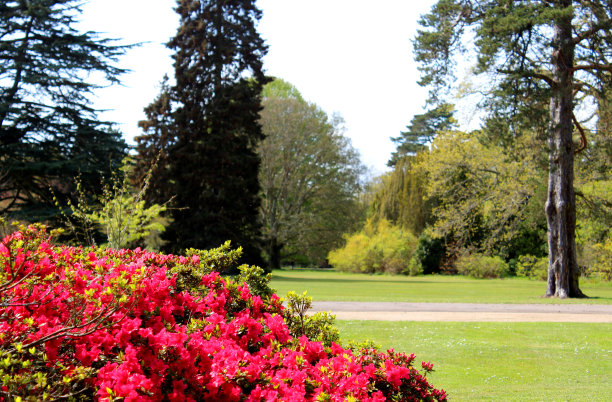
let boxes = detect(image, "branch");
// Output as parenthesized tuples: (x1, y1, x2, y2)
(572, 21, 609, 45)
(20, 299, 129, 350)
(572, 112, 588, 154)
(496, 68, 555, 87)
(570, 63, 612, 72)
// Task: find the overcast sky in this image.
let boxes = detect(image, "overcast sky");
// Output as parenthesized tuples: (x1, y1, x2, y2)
(80, 0, 439, 175)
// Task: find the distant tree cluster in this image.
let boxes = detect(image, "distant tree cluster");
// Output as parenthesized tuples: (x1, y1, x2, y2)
(133, 5, 365, 268)
(331, 0, 612, 295)
(0, 0, 366, 269)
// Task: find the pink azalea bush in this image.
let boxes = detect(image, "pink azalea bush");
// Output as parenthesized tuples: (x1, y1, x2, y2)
(0, 224, 447, 401)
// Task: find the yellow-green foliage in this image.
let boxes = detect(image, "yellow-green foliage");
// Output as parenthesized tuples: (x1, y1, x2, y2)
(58, 157, 168, 250)
(516, 255, 548, 280)
(415, 130, 540, 252)
(588, 237, 612, 281)
(576, 179, 612, 281)
(328, 219, 417, 274)
(456, 252, 509, 279)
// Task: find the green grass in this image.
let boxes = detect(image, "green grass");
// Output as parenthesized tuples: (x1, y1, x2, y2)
(336, 321, 612, 401)
(272, 270, 612, 399)
(271, 269, 612, 304)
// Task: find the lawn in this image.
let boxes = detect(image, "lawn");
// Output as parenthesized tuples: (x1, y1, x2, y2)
(271, 269, 612, 304)
(336, 321, 612, 401)
(272, 270, 612, 400)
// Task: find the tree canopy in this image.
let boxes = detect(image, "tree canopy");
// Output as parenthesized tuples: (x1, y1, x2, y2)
(135, 0, 269, 264)
(0, 0, 127, 222)
(388, 103, 456, 167)
(414, 0, 612, 298)
(259, 80, 365, 268)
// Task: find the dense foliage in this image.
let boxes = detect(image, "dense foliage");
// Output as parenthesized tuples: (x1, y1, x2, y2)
(368, 157, 432, 237)
(327, 2, 611, 287)
(329, 220, 418, 275)
(455, 253, 509, 279)
(0, 224, 446, 401)
(259, 79, 365, 268)
(0, 0, 127, 223)
(135, 0, 269, 263)
(414, 0, 612, 297)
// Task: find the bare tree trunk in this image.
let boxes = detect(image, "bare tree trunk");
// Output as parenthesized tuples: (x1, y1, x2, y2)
(545, 2, 586, 298)
(268, 239, 283, 270)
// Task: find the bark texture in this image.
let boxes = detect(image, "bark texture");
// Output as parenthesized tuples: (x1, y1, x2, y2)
(545, 3, 586, 298)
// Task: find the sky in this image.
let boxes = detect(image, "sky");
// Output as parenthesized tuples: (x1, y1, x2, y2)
(80, 0, 439, 175)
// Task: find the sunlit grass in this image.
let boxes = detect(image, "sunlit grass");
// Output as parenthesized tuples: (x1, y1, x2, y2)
(337, 321, 612, 401)
(271, 270, 612, 399)
(271, 269, 612, 304)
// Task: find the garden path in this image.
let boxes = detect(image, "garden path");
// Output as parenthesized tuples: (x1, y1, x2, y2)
(309, 302, 612, 322)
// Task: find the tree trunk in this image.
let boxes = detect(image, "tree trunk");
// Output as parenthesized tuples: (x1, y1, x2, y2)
(268, 239, 283, 270)
(545, 3, 586, 298)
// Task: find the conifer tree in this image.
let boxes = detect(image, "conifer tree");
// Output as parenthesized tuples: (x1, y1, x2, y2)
(388, 103, 456, 167)
(414, 0, 612, 298)
(137, 0, 269, 263)
(0, 0, 127, 222)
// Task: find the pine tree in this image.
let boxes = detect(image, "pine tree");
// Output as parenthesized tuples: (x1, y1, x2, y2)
(388, 103, 456, 167)
(137, 0, 269, 263)
(134, 76, 175, 206)
(414, 0, 612, 298)
(0, 0, 127, 222)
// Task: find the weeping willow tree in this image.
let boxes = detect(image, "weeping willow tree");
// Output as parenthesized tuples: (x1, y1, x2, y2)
(369, 156, 432, 236)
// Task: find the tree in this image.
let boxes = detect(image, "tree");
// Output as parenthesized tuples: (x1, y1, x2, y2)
(259, 80, 365, 268)
(388, 103, 456, 167)
(135, 0, 269, 263)
(414, 130, 544, 257)
(414, 1, 612, 298)
(0, 0, 127, 222)
(369, 156, 432, 236)
(574, 89, 612, 280)
(133, 76, 175, 207)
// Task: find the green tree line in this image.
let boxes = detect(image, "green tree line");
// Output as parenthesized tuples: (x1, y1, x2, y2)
(4, 1, 610, 295)
(331, 0, 612, 294)
(1, 1, 365, 272)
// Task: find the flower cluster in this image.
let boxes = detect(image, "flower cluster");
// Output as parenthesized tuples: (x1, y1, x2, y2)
(0, 225, 446, 401)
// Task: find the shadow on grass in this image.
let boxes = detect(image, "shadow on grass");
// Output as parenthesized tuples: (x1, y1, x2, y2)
(272, 275, 450, 286)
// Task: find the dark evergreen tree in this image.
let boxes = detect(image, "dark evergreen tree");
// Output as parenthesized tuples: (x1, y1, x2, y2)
(136, 0, 269, 264)
(0, 0, 127, 222)
(134, 76, 175, 205)
(388, 103, 456, 167)
(414, 0, 612, 298)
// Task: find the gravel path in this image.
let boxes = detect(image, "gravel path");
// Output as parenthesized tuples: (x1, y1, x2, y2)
(309, 302, 612, 322)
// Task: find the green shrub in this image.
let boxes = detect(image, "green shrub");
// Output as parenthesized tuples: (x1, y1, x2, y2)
(403, 257, 424, 276)
(414, 231, 446, 274)
(586, 238, 612, 281)
(328, 219, 417, 274)
(516, 254, 548, 280)
(283, 291, 340, 346)
(456, 252, 509, 278)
